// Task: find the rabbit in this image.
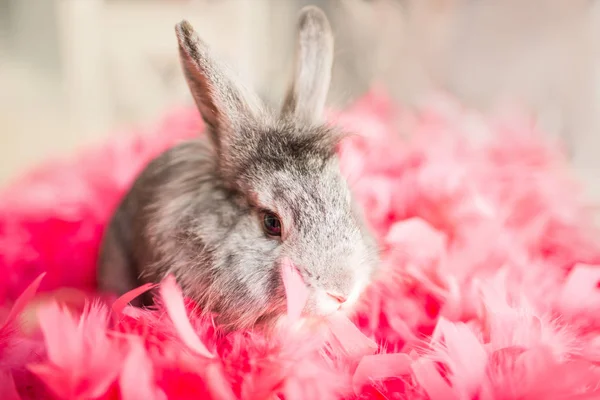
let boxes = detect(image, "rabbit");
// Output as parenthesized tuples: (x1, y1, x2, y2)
(97, 6, 380, 331)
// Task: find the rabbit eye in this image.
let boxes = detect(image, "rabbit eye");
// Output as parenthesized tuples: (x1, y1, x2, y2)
(262, 211, 282, 237)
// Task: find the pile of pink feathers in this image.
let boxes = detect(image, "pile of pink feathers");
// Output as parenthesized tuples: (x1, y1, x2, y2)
(1, 90, 600, 399)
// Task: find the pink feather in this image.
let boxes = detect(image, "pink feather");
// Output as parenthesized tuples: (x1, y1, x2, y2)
(119, 340, 164, 400)
(559, 263, 600, 312)
(28, 302, 121, 399)
(281, 258, 309, 323)
(412, 358, 458, 400)
(327, 312, 377, 360)
(352, 353, 412, 393)
(159, 275, 213, 358)
(2, 273, 45, 327)
(112, 283, 157, 317)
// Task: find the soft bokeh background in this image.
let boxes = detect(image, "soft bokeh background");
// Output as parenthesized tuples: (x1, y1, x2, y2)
(2, 0, 600, 201)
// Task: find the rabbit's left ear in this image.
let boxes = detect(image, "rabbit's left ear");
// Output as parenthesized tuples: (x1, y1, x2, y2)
(281, 6, 334, 124)
(175, 20, 262, 155)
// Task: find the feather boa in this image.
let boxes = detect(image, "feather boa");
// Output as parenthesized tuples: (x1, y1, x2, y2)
(1, 90, 599, 399)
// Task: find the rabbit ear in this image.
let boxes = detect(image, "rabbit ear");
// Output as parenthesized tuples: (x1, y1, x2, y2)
(175, 20, 261, 153)
(281, 6, 334, 124)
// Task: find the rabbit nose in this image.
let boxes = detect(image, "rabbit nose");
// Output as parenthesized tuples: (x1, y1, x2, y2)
(326, 292, 347, 307)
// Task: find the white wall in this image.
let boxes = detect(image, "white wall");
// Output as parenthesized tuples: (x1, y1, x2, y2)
(2, 0, 600, 206)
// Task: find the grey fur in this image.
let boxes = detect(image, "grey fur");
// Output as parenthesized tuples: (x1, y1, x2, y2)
(97, 6, 379, 331)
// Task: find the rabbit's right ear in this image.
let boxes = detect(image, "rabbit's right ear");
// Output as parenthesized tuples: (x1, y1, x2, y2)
(175, 21, 261, 155)
(281, 6, 334, 124)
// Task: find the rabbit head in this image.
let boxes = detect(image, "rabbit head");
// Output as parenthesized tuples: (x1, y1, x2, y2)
(174, 6, 379, 329)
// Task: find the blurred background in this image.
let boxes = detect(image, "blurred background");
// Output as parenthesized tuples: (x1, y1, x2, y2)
(2, 0, 600, 200)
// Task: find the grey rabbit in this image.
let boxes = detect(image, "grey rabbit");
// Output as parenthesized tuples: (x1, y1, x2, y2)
(97, 6, 379, 331)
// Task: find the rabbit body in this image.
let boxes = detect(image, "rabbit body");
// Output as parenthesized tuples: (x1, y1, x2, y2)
(97, 7, 379, 330)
